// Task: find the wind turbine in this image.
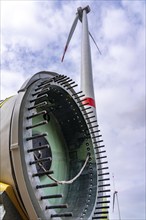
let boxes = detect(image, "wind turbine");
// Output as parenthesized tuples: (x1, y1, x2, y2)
(62, 6, 101, 112)
(112, 174, 121, 220)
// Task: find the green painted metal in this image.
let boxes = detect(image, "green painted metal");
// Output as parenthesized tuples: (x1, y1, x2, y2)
(33, 113, 69, 205)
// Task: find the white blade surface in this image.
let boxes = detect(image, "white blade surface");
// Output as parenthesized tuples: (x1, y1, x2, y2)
(61, 14, 79, 62)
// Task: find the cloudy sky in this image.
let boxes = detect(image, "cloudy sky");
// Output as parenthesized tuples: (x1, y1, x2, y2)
(1, 1, 145, 219)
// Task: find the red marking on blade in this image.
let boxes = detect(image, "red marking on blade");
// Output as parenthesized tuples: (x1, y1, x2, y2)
(82, 97, 96, 108)
(61, 45, 68, 62)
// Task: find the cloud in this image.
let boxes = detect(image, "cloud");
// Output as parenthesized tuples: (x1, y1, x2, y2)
(1, 70, 26, 98)
(1, 1, 43, 49)
(101, 8, 130, 41)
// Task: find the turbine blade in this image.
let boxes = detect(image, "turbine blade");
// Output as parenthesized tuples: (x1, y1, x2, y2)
(89, 31, 102, 55)
(113, 191, 116, 212)
(116, 191, 121, 220)
(61, 14, 79, 62)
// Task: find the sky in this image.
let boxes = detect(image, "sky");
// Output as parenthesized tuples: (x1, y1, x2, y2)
(0, 0, 145, 220)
